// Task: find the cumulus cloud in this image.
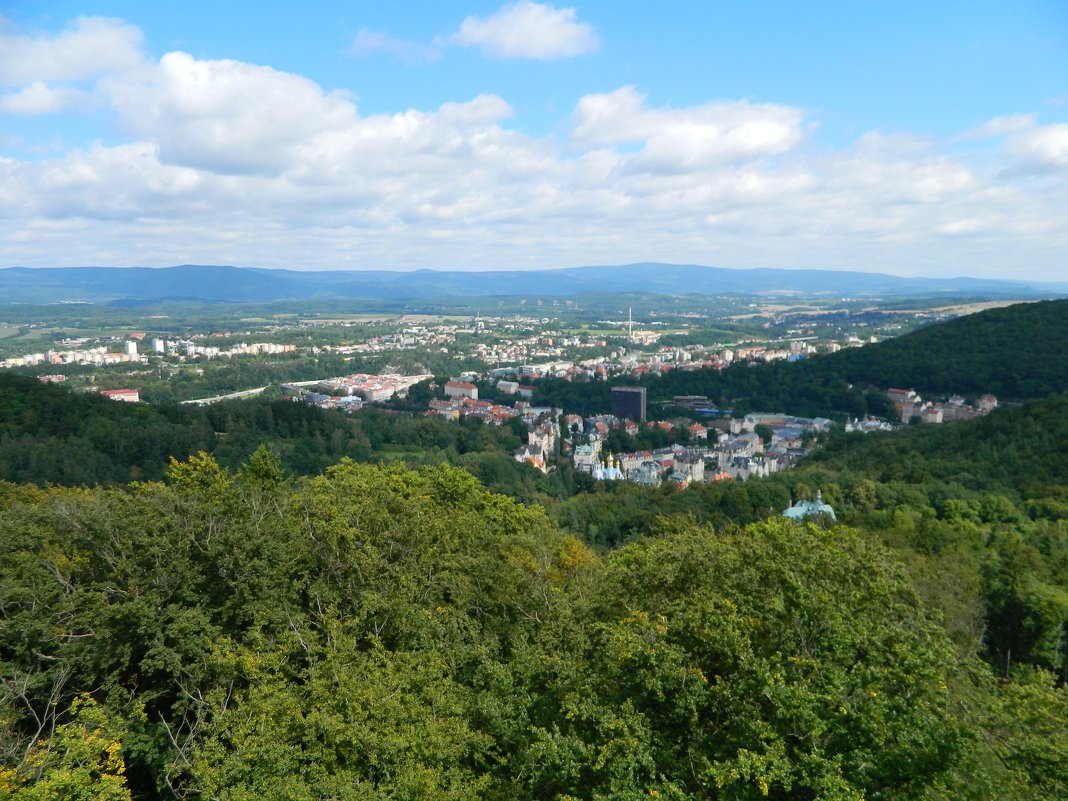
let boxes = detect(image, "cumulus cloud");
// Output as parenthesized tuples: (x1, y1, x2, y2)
(350, 29, 441, 63)
(0, 16, 144, 87)
(103, 52, 359, 176)
(449, 1, 598, 59)
(572, 86, 806, 171)
(938, 218, 986, 236)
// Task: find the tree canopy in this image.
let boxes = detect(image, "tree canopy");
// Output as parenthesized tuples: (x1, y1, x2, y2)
(1, 455, 1063, 799)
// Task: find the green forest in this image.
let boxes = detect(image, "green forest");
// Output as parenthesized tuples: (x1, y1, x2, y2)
(3, 456, 1067, 800)
(2, 298, 1068, 799)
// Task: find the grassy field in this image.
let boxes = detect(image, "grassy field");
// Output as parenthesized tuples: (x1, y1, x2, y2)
(559, 326, 627, 337)
(302, 315, 397, 324)
(397, 314, 474, 324)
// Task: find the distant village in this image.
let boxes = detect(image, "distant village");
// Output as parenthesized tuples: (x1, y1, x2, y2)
(283, 368, 998, 490)
(6, 313, 999, 490)
(2, 334, 295, 369)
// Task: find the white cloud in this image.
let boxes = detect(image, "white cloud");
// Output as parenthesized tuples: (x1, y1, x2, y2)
(0, 81, 94, 115)
(449, 1, 598, 59)
(1005, 123, 1068, 174)
(572, 86, 806, 171)
(0, 16, 144, 87)
(350, 29, 441, 63)
(103, 52, 359, 176)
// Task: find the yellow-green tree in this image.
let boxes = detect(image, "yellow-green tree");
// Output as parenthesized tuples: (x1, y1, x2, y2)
(1, 695, 130, 801)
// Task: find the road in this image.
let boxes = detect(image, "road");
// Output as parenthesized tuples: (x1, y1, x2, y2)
(179, 379, 327, 406)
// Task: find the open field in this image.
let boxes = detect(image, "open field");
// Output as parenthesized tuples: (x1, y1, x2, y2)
(398, 314, 475, 324)
(559, 327, 626, 337)
(302, 315, 397, 324)
(880, 301, 1038, 316)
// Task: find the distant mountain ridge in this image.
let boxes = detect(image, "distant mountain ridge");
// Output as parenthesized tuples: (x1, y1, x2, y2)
(0, 263, 1064, 304)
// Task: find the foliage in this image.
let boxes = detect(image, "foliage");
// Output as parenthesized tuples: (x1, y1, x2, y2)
(2, 456, 1047, 799)
(0, 695, 132, 801)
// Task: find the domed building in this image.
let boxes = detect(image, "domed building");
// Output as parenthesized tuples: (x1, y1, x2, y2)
(783, 490, 837, 522)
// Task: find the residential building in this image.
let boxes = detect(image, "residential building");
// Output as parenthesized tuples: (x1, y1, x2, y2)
(445, 380, 478, 400)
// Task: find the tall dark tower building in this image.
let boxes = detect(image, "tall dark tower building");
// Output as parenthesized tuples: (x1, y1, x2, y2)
(611, 386, 647, 422)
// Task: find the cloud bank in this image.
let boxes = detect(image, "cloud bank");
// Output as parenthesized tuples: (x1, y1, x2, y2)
(0, 16, 1065, 280)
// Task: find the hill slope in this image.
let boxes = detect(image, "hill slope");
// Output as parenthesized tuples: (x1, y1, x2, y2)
(815, 297, 1068, 398)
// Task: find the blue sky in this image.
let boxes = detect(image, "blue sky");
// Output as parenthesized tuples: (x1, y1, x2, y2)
(0, 1, 1066, 280)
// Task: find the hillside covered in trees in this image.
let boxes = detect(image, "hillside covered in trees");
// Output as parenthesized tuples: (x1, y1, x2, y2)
(0, 374, 581, 502)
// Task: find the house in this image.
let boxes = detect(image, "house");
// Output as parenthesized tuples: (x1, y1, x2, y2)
(673, 452, 704, 484)
(528, 422, 557, 456)
(572, 442, 602, 473)
(563, 414, 584, 436)
(726, 455, 770, 481)
(514, 443, 547, 473)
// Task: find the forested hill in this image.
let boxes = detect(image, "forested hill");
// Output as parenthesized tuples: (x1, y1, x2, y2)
(2, 324, 1068, 798)
(815, 297, 1068, 398)
(534, 298, 1068, 418)
(803, 390, 1068, 500)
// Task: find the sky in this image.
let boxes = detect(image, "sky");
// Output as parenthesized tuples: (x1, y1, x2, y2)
(0, 1, 1066, 280)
